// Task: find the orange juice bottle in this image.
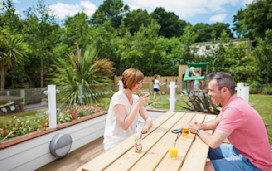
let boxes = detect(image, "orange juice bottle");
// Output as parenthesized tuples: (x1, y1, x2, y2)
(169, 146, 178, 158)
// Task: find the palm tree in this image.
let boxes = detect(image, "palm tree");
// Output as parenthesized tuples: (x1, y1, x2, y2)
(49, 45, 115, 106)
(0, 37, 26, 91)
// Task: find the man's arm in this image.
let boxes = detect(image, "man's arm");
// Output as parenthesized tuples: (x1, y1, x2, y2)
(189, 115, 230, 149)
(197, 129, 230, 148)
(200, 116, 220, 130)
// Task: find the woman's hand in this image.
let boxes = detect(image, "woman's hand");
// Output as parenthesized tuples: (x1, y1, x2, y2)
(138, 93, 150, 107)
(141, 118, 152, 134)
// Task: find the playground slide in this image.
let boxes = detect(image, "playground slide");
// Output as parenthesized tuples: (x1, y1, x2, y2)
(183, 68, 205, 81)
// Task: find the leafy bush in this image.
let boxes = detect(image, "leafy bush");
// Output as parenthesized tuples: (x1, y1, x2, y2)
(262, 87, 272, 95)
(50, 46, 114, 106)
(249, 87, 258, 94)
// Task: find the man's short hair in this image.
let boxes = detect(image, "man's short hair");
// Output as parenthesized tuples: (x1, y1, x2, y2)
(206, 72, 235, 95)
(121, 68, 144, 89)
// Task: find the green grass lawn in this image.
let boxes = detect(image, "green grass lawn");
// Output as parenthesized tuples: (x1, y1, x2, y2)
(151, 93, 272, 144)
(149, 94, 188, 111)
(249, 94, 272, 144)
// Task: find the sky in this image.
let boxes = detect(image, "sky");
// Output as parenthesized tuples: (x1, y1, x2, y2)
(2, 0, 254, 27)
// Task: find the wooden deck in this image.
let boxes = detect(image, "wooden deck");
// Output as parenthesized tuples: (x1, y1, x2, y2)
(37, 137, 105, 171)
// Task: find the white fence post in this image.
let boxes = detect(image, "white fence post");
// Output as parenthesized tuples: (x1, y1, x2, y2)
(48, 85, 57, 129)
(6, 91, 10, 96)
(237, 83, 244, 97)
(241, 86, 249, 103)
(169, 81, 178, 112)
(118, 80, 123, 91)
(79, 85, 83, 104)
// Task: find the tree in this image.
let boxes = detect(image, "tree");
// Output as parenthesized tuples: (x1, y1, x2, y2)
(233, 9, 246, 38)
(193, 23, 232, 43)
(23, 0, 60, 87)
(0, 0, 27, 90)
(91, 0, 130, 28)
(0, 0, 22, 34)
(151, 7, 187, 38)
(204, 35, 256, 83)
(253, 29, 272, 83)
(233, 0, 272, 40)
(210, 23, 233, 40)
(88, 19, 120, 73)
(63, 12, 91, 53)
(50, 45, 114, 106)
(0, 36, 26, 90)
(180, 26, 197, 63)
(124, 9, 151, 35)
(121, 19, 162, 76)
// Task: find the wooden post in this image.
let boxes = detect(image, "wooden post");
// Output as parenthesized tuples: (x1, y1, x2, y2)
(48, 85, 57, 129)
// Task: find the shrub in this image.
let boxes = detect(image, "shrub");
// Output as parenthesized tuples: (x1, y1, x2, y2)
(249, 87, 258, 94)
(262, 87, 272, 95)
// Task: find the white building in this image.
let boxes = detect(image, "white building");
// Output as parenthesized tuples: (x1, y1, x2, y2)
(191, 38, 251, 56)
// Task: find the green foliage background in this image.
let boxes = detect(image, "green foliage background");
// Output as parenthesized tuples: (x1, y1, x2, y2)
(0, 0, 271, 91)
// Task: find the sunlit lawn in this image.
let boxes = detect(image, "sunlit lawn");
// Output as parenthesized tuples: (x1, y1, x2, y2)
(152, 93, 272, 144)
(249, 94, 272, 144)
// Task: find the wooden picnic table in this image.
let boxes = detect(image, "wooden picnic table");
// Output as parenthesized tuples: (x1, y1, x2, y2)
(80, 112, 217, 171)
(0, 96, 24, 112)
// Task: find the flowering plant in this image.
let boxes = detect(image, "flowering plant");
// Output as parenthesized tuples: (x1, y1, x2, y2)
(57, 105, 101, 123)
(0, 105, 102, 141)
(0, 116, 48, 141)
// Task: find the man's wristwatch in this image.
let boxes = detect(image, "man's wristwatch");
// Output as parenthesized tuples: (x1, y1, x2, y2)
(196, 128, 203, 136)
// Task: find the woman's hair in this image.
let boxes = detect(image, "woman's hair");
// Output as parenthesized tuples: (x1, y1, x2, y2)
(154, 74, 159, 79)
(206, 72, 235, 95)
(121, 68, 144, 89)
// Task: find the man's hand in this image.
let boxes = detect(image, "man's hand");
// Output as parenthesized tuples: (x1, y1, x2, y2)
(188, 122, 201, 134)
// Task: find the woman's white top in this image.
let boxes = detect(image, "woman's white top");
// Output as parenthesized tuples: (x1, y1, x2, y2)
(103, 91, 139, 151)
(154, 79, 160, 89)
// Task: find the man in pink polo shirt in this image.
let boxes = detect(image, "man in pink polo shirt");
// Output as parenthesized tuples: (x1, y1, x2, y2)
(189, 72, 272, 171)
